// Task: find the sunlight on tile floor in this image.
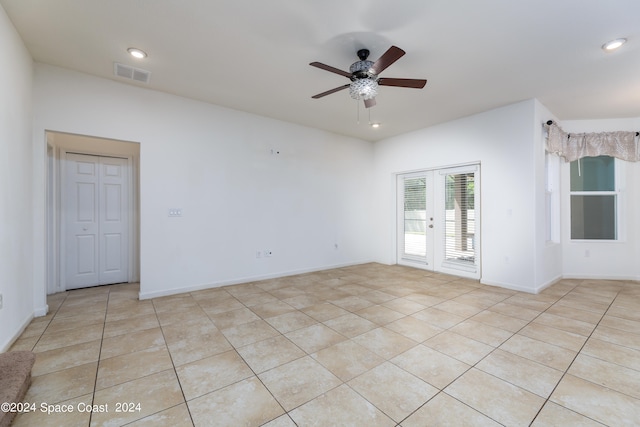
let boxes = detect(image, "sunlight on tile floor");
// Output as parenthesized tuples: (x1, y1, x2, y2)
(9, 263, 640, 426)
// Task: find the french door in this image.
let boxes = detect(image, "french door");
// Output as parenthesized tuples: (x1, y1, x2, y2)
(397, 164, 480, 279)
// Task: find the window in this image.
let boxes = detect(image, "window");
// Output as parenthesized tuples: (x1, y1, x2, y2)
(570, 155, 618, 240)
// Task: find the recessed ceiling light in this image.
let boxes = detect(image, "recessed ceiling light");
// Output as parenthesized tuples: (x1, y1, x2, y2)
(371, 123, 380, 128)
(127, 47, 147, 59)
(601, 38, 627, 52)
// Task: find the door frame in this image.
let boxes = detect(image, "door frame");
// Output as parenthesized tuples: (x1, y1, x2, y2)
(396, 162, 481, 280)
(46, 131, 140, 293)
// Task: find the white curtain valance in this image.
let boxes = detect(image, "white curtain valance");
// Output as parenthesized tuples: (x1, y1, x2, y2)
(545, 122, 639, 162)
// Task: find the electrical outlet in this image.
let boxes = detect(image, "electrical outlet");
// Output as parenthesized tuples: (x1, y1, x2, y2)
(265, 250, 273, 257)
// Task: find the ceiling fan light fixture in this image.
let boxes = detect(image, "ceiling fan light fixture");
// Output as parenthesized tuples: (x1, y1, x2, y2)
(349, 78, 378, 100)
(127, 47, 147, 59)
(371, 122, 380, 128)
(601, 38, 626, 52)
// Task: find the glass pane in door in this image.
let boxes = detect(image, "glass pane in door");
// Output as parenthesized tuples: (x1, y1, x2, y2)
(443, 172, 475, 264)
(403, 177, 427, 257)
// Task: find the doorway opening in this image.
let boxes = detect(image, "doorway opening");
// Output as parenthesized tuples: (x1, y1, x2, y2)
(46, 131, 140, 293)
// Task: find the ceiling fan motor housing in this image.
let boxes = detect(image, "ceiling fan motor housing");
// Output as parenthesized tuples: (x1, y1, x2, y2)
(357, 49, 370, 61)
(349, 60, 376, 80)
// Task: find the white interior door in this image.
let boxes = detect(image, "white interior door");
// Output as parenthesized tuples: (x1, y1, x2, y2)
(65, 153, 129, 289)
(397, 164, 480, 279)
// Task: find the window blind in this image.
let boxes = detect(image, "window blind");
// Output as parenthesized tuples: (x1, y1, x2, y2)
(442, 172, 475, 264)
(403, 177, 427, 257)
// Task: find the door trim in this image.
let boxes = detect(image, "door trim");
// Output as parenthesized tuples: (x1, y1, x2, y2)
(47, 130, 140, 294)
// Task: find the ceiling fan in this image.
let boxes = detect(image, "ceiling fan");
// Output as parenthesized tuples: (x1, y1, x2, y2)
(310, 46, 427, 108)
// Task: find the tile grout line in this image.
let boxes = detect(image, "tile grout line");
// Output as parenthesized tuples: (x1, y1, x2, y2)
(460, 281, 615, 425)
(527, 282, 621, 426)
(153, 295, 198, 427)
(29, 291, 69, 353)
(214, 276, 432, 425)
(302, 276, 488, 426)
(392, 280, 586, 426)
(192, 287, 299, 427)
(391, 279, 522, 426)
(247, 282, 364, 426)
(87, 287, 111, 427)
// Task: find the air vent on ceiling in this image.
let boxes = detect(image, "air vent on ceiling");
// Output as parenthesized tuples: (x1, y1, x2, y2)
(113, 62, 151, 84)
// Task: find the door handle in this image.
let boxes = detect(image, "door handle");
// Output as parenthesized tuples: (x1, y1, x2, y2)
(82, 227, 88, 231)
(429, 225, 434, 228)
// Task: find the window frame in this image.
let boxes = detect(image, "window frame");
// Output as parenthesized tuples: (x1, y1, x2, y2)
(569, 155, 623, 242)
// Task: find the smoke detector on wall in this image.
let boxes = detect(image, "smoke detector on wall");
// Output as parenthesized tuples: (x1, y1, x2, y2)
(113, 62, 151, 83)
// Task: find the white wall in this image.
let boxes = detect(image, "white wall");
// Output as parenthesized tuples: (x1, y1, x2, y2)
(560, 118, 640, 280)
(373, 99, 548, 293)
(0, 6, 35, 351)
(32, 64, 375, 299)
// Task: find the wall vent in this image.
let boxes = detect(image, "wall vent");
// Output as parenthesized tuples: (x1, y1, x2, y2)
(113, 62, 151, 84)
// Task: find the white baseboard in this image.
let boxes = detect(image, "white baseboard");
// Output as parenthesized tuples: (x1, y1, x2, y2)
(34, 304, 49, 317)
(138, 259, 374, 300)
(562, 273, 639, 281)
(481, 273, 635, 296)
(533, 275, 563, 294)
(1, 312, 35, 353)
(480, 279, 537, 294)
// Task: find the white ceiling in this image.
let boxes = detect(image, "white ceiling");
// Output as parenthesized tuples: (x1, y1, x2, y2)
(3, 0, 640, 141)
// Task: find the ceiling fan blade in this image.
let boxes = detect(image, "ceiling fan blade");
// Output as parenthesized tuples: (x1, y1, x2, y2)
(311, 84, 350, 99)
(378, 78, 427, 89)
(369, 46, 405, 75)
(309, 62, 351, 78)
(364, 98, 376, 108)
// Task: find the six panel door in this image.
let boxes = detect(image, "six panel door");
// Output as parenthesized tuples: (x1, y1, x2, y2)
(65, 153, 129, 289)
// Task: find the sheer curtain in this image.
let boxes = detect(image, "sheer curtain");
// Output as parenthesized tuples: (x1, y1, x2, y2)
(545, 122, 638, 162)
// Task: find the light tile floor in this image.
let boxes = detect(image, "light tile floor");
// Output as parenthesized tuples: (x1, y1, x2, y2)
(9, 263, 640, 426)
